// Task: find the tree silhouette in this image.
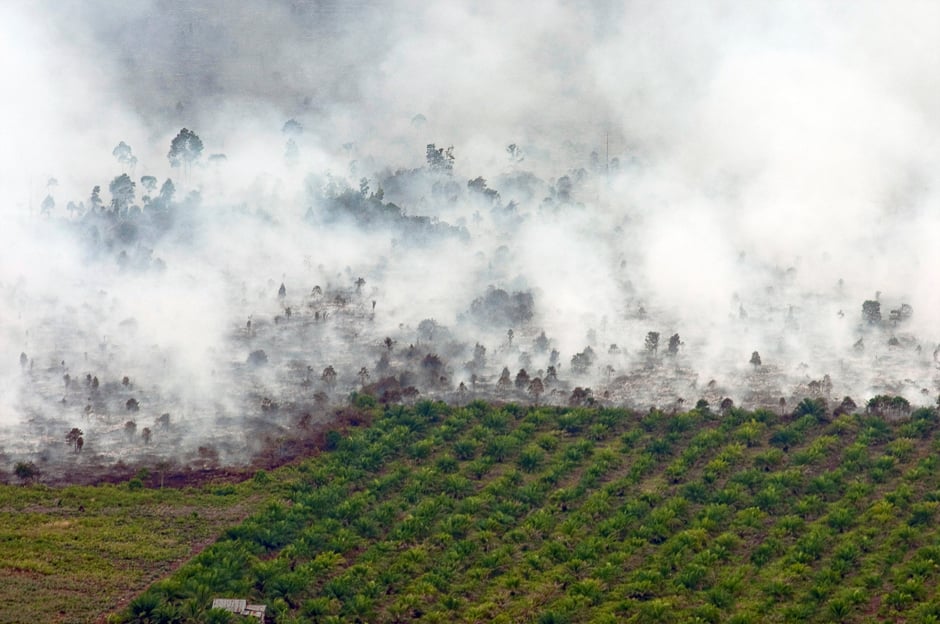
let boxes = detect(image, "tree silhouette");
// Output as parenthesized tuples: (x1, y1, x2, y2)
(534, 331, 549, 352)
(322, 366, 337, 391)
(750, 351, 762, 366)
(889, 304, 913, 324)
(109, 174, 136, 214)
(158, 179, 176, 203)
(468, 177, 499, 202)
(167, 128, 204, 176)
(862, 300, 881, 325)
(569, 387, 593, 407)
(426, 144, 454, 173)
(497, 368, 512, 394)
(140, 176, 158, 192)
(89, 186, 103, 214)
(571, 347, 596, 374)
(667, 334, 682, 356)
(13, 461, 38, 482)
(66, 427, 84, 450)
(471, 343, 486, 371)
(527, 377, 544, 404)
(112, 141, 137, 172)
(40, 194, 55, 217)
(282, 119, 303, 136)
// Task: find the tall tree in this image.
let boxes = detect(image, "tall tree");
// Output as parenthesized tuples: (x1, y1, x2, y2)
(667, 333, 682, 356)
(40, 194, 55, 216)
(89, 185, 103, 214)
(158, 179, 176, 203)
(112, 141, 138, 172)
(167, 128, 204, 177)
(109, 174, 136, 214)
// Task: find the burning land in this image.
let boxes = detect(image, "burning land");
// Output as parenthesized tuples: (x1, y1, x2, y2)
(5, 2, 940, 486)
(6, 3, 940, 623)
(2, 134, 938, 486)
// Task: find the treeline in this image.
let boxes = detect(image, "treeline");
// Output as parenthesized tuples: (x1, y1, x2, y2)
(122, 396, 940, 623)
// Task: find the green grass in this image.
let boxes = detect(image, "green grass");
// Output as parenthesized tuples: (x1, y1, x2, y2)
(108, 398, 940, 623)
(0, 480, 265, 624)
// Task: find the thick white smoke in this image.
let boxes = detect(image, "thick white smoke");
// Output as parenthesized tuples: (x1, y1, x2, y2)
(1, 1, 938, 478)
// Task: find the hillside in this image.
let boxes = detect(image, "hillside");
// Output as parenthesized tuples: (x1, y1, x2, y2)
(117, 395, 940, 623)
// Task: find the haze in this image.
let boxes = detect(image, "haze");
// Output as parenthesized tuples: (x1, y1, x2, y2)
(1, 1, 938, 476)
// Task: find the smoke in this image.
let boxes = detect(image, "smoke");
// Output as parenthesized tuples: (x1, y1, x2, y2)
(2, 1, 939, 477)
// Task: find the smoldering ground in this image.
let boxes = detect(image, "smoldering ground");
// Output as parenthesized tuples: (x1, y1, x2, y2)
(1, 1, 939, 480)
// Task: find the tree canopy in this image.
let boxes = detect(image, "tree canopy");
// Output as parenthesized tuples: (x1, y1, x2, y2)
(167, 128, 204, 171)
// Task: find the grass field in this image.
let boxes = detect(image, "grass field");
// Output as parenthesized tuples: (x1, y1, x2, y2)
(0, 478, 266, 623)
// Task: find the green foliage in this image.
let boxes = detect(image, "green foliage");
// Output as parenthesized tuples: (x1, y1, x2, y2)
(794, 397, 828, 420)
(70, 400, 940, 624)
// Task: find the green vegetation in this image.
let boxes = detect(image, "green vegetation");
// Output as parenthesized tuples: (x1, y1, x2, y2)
(6, 398, 940, 622)
(110, 398, 940, 623)
(0, 480, 264, 624)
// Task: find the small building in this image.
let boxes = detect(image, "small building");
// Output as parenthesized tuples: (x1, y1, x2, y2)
(211, 598, 266, 621)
